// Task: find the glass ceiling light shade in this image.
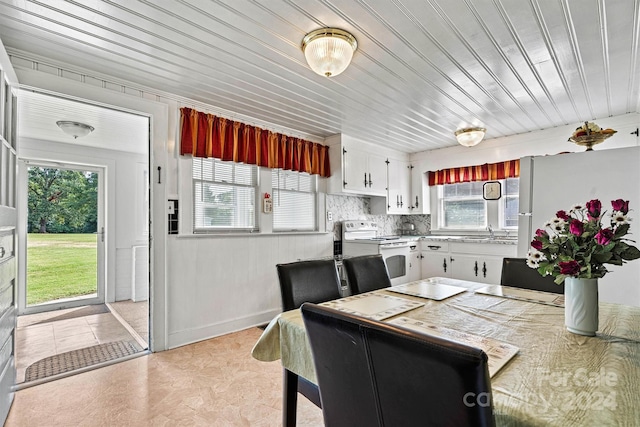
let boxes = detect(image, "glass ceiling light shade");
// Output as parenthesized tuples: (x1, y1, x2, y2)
(56, 121, 95, 139)
(455, 127, 486, 147)
(302, 28, 357, 77)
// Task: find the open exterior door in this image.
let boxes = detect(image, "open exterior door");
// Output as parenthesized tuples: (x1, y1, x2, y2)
(0, 39, 18, 423)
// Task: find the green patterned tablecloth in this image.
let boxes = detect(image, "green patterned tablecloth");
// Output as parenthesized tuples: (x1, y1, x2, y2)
(252, 277, 640, 426)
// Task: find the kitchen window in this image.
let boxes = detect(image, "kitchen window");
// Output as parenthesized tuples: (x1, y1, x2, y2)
(435, 178, 519, 230)
(192, 158, 258, 232)
(272, 169, 317, 231)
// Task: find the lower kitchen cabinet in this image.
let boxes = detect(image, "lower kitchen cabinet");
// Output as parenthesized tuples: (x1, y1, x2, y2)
(408, 250, 422, 282)
(420, 239, 517, 284)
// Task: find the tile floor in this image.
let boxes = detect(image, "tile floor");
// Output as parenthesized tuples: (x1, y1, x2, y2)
(109, 300, 149, 346)
(6, 327, 324, 426)
(16, 305, 143, 384)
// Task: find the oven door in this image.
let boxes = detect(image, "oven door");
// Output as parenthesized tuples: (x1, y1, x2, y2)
(379, 243, 410, 286)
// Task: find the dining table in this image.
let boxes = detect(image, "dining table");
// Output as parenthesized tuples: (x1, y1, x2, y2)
(251, 277, 640, 426)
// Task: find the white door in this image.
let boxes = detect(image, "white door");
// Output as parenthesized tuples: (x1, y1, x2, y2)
(0, 50, 17, 424)
(18, 162, 105, 315)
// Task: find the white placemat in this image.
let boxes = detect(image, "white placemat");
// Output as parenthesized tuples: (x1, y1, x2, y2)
(320, 293, 424, 321)
(388, 281, 467, 301)
(389, 317, 519, 377)
(475, 285, 564, 307)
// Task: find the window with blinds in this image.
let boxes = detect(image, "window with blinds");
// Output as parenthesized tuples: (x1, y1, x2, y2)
(193, 158, 258, 231)
(272, 169, 317, 231)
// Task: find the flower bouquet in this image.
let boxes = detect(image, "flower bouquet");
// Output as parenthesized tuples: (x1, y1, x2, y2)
(528, 199, 640, 336)
(527, 199, 640, 284)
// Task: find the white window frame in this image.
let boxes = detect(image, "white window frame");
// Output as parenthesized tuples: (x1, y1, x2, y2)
(192, 158, 259, 233)
(271, 169, 318, 232)
(432, 178, 519, 232)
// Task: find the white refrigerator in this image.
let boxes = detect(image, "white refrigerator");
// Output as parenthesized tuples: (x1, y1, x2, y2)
(517, 146, 640, 306)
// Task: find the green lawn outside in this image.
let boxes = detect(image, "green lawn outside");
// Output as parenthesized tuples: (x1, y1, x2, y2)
(27, 233, 97, 306)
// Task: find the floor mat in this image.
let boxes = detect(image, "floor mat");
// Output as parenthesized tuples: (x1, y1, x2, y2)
(24, 340, 143, 382)
(33, 304, 110, 325)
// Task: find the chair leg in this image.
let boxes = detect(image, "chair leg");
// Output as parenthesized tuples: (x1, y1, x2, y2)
(283, 369, 299, 427)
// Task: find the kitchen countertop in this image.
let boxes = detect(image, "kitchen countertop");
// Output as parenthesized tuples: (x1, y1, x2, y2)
(404, 235, 518, 245)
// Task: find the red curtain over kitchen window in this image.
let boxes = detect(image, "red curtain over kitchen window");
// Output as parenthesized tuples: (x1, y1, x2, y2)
(179, 107, 331, 177)
(428, 159, 519, 186)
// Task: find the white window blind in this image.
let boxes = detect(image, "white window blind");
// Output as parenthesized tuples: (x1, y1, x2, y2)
(439, 181, 486, 228)
(193, 158, 257, 231)
(502, 177, 519, 228)
(272, 169, 316, 231)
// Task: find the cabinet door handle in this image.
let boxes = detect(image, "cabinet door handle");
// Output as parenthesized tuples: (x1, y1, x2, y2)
(415, 196, 419, 208)
(443, 258, 447, 273)
(364, 173, 368, 187)
(482, 262, 487, 278)
(400, 195, 403, 207)
(0, 247, 5, 258)
(369, 173, 372, 187)
(474, 261, 479, 276)
(396, 195, 400, 208)
(427, 245, 441, 250)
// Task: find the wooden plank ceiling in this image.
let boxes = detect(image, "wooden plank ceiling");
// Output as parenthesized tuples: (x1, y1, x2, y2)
(0, 0, 638, 153)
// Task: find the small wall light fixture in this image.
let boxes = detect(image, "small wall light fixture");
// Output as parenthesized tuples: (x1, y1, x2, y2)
(302, 28, 357, 77)
(455, 127, 486, 147)
(56, 121, 95, 139)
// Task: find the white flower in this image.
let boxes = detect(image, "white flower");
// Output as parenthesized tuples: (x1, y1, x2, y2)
(544, 221, 552, 228)
(527, 249, 546, 263)
(526, 258, 539, 269)
(570, 203, 584, 212)
(612, 212, 630, 225)
(551, 217, 566, 226)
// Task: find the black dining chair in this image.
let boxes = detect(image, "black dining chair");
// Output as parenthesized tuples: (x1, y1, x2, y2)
(301, 302, 495, 427)
(275, 259, 343, 426)
(343, 254, 392, 294)
(500, 257, 564, 294)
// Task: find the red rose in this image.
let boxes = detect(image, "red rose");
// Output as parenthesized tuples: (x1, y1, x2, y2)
(595, 228, 614, 245)
(611, 199, 629, 214)
(556, 210, 570, 220)
(586, 199, 602, 219)
(531, 240, 543, 251)
(535, 228, 548, 238)
(559, 260, 581, 276)
(569, 220, 584, 236)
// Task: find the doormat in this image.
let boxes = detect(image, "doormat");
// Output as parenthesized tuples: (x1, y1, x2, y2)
(33, 304, 110, 325)
(24, 340, 143, 382)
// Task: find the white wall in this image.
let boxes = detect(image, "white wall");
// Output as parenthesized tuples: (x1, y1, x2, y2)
(19, 138, 147, 302)
(411, 113, 640, 171)
(10, 51, 334, 350)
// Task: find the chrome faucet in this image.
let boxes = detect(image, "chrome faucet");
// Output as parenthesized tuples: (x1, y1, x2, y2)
(487, 224, 495, 240)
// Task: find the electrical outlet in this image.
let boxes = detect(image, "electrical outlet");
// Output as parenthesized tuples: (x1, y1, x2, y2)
(327, 211, 333, 221)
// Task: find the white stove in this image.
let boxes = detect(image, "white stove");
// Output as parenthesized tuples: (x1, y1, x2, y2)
(342, 220, 410, 286)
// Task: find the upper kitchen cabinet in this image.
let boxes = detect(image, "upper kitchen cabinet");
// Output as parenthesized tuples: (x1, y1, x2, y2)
(410, 165, 429, 214)
(326, 134, 387, 197)
(381, 158, 411, 214)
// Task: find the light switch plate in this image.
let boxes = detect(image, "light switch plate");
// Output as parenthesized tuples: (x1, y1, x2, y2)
(327, 211, 333, 221)
(168, 200, 175, 214)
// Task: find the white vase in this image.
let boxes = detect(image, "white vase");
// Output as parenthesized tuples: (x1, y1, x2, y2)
(564, 277, 599, 336)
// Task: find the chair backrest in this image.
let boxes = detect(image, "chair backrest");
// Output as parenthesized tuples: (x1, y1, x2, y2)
(500, 257, 564, 294)
(301, 303, 495, 427)
(276, 259, 342, 311)
(343, 254, 392, 294)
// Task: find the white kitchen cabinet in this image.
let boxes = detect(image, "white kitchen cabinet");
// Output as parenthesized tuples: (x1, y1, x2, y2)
(420, 239, 516, 284)
(386, 158, 411, 214)
(410, 164, 429, 214)
(326, 134, 387, 196)
(420, 240, 451, 278)
(408, 243, 422, 282)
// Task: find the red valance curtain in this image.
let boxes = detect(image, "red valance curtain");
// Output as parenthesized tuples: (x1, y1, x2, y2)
(179, 107, 331, 177)
(428, 159, 519, 186)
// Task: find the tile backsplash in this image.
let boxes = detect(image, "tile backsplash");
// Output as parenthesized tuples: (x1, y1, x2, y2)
(326, 194, 430, 241)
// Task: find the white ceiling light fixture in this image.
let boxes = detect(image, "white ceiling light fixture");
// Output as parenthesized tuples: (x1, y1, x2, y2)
(455, 127, 486, 147)
(56, 121, 95, 139)
(302, 28, 357, 77)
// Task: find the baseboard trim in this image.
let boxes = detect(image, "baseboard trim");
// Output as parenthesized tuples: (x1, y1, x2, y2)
(167, 309, 280, 349)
